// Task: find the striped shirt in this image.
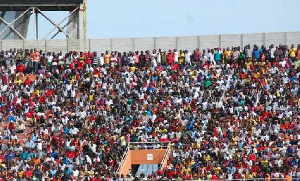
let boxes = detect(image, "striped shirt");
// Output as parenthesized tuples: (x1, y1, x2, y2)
(93, 56, 99, 65)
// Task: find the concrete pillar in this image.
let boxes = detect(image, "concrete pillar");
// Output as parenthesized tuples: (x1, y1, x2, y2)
(67, 0, 87, 39)
(78, 0, 87, 39)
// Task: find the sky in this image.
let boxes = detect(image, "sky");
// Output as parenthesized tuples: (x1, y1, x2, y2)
(26, 0, 300, 39)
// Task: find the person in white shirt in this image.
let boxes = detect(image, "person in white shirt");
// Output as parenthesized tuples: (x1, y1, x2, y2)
(157, 50, 161, 64)
(37, 139, 43, 151)
(174, 49, 179, 63)
(70, 125, 79, 135)
(151, 49, 157, 68)
(185, 50, 191, 65)
(205, 49, 215, 65)
(99, 52, 104, 66)
(73, 167, 79, 178)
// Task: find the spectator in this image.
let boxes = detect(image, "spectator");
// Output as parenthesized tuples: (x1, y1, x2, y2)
(0, 44, 298, 180)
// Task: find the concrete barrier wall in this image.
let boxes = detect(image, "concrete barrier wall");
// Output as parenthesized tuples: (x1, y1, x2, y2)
(1, 31, 300, 53)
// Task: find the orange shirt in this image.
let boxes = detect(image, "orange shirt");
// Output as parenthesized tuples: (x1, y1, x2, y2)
(32, 52, 40, 61)
(285, 175, 291, 181)
(104, 54, 111, 64)
(265, 174, 271, 181)
(33, 158, 41, 165)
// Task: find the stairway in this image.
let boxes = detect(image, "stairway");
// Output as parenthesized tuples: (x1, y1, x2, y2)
(136, 164, 159, 177)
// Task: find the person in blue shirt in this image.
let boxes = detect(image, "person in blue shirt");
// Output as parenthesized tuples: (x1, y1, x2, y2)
(49, 168, 57, 177)
(185, 122, 193, 131)
(214, 48, 223, 65)
(51, 151, 58, 160)
(8, 114, 16, 122)
(37, 151, 46, 159)
(64, 127, 70, 134)
(25, 138, 36, 149)
(145, 126, 152, 133)
(20, 151, 28, 160)
(238, 141, 244, 149)
(253, 45, 261, 60)
(5, 151, 15, 161)
(26, 151, 35, 161)
(64, 166, 73, 177)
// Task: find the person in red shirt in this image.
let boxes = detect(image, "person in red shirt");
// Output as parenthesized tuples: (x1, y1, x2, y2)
(166, 169, 175, 179)
(66, 151, 76, 159)
(167, 50, 175, 65)
(211, 174, 218, 180)
(16, 62, 25, 73)
(88, 51, 94, 65)
(85, 51, 92, 65)
(77, 59, 84, 70)
(24, 168, 33, 179)
(39, 94, 46, 103)
(24, 77, 31, 86)
(252, 164, 259, 173)
(26, 110, 34, 120)
(171, 63, 179, 71)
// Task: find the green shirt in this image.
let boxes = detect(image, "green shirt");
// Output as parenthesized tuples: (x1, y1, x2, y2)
(295, 60, 300, 69)
(238, 53, 245, 60)
(203, 80, 211, 87)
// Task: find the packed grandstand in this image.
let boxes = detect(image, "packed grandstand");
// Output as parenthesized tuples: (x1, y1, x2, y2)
(0, 44, 299, 180)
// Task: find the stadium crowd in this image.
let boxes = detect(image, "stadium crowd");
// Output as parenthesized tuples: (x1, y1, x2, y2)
(0, 43, 299, 180)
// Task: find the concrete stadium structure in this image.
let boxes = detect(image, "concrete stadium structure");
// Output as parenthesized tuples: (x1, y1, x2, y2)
(0, 31, 299, 53)
(0, 0, 86, 40)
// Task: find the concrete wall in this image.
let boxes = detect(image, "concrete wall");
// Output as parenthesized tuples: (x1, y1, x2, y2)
(119, 149, 167, 176)
(119, 151, 132, 177)
(130, 149, 166, 165)
(1, 31, 300, 53)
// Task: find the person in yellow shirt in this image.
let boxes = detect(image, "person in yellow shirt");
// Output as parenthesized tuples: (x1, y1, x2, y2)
(178, 50, 185, 64)
(204, 154, 210, 162)
(14, 77, 23, 85)
(34, 89, 40, 96)
(18, 170, 23, 178)
(130, 66, 136, 72)
(224, 47, 232, 63)
(245, 59, 253, 70)
(104, 51, 111, 66)
(183, 166, 191, 174)
(89, 93, 93, 101)
(289, 44, 297, 61)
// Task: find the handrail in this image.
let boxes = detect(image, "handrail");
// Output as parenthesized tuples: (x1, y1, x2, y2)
(116, 145, 130, 175)
(159, 142, 171, 169)
(199, 179, 298, 181)
(129, 141, 169, 150)
(129, 142, 170, 144)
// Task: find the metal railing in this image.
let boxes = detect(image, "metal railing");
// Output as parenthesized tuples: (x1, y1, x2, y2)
(159, 142, 171, 169)
(129, 141, 169, 150)
(116, 145, 130, 175)
(201, 179, 299, 181)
